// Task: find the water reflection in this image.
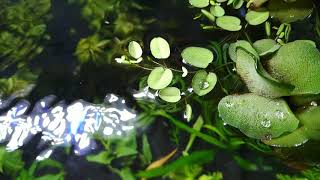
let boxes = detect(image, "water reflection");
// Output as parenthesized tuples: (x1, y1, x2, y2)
(0, 94, 136, 160)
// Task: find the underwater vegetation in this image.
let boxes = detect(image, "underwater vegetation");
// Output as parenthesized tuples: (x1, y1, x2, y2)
(0, 0, 320, 179)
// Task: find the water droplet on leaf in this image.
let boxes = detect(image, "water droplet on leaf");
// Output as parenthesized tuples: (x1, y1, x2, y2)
(261, 119, 271, 128)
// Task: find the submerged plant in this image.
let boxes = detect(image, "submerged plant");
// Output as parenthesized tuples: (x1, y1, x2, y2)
(0, 0, 51, 71)
(70, 0, 150, 64)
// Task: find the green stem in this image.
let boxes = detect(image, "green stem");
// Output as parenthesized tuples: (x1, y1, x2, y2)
(152, 110, 228, 149)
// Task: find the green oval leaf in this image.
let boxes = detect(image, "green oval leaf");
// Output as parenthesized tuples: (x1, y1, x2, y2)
(150, 37, 170, 59)
(218, 93, 300, 139)
(181, 47, 214, 68)
(210, 5, 225, 17)
(267, 40, 320, 95)
(192, 70, 217, 96)
(159, 87, 181, 103)
(253, 39, 280, 56)
(216, 16, 242, 31)
(128, 41, 143, 59)
(189, 0, 209, 8)
(245, 10, 270, 25)
(147, 67, 173, 90)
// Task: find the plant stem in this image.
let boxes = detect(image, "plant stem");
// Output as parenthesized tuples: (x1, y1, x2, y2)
(152, 110, 228, 149)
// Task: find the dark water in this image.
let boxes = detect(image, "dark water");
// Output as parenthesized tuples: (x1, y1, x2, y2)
(0, 0, 320, 179)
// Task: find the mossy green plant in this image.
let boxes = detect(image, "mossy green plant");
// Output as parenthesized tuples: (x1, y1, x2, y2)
(267, 40, 320, 95)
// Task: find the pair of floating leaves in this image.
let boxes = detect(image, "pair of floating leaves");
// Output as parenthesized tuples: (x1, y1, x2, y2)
(192, 70, 217, 96)
(216, 16, 242, 32)
(128, 37, 170, 60)
(146, 66, 180, 103)
(218, 93, 299, 139)
(245, 10, 270, 26)
(181, 47, 214, 68)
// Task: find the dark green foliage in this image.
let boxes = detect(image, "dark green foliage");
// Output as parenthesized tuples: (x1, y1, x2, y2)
(0, 0, 51, 71)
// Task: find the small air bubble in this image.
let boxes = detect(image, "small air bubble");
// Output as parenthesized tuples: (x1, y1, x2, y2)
(275, 110, 285, 120)
(311, 101, 318, 107)
(200, 81, 210, 89)
(261, 119, 271, 128)
(225, 101, 234, 108)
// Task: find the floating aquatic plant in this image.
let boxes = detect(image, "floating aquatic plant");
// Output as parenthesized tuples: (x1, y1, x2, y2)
(219, 38, 320, 147)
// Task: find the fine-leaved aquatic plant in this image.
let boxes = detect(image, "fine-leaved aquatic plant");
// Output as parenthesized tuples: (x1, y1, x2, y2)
(71, 0, 150, 64)
(0, 69, 38, 98)
(0, 0, 51, 71)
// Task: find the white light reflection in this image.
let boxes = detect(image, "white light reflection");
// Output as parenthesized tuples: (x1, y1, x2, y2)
(0, 94, 137, 160)
(133, 87, 156, 99)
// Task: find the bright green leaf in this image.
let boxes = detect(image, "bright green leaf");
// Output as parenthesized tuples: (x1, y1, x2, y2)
(228, 40, 259, 62)
(267, 40, 320, 95)
(142, 134, 153, 164)
(263, 127, 309, 147)
(181, 47, 214, 68)
(150, 37, 170, 59)
(245, 10, 270, 25)
(192, 70, 217, 96)
(218, 93, 300, 139)
(210, 5, 225, 17)
(86, 151, 113, 165)
(159, 87, 181, 103)
(297, 106, 320, 129)
(128, 41, 143, 59)
(216, 16, 242, 31)
(184, 104, 193, 122)
(189, 0, 210, 8)
(147, 67, 173, 90)
(233, 0, 244, 9)
(253, 39, 281, 56)
(183, 116, 204, 154)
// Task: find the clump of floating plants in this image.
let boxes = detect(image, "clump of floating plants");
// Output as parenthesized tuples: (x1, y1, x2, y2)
(189, 0, 313, 31)
(218, 39, 320, 147)
(116, 37, 217, 103)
